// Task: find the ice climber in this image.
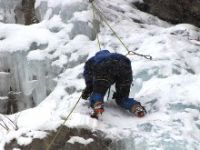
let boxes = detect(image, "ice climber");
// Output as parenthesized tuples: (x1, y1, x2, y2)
(81, 50, 146, 119)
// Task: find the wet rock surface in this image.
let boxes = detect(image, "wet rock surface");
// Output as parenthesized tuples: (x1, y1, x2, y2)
(133, 0, 200, 27)
(5, 126, 113, 150)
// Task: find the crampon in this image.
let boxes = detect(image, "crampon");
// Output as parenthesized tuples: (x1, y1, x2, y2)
(90, 102, 104, 119)
(132, 103, 147, 118)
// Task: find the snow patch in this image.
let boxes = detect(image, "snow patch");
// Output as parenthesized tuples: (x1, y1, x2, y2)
(17, 137, 32, 146)
(67, 136, 94, 145)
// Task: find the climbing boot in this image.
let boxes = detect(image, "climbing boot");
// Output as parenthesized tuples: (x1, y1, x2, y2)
(131, 103, 146, 118)
(90, 101, 104, 119)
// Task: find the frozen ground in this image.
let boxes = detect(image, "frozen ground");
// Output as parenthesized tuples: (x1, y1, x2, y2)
(0, 0, 200, 149)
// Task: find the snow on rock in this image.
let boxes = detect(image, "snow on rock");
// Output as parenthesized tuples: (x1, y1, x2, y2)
(0, 0, 200, 149)
(17, 137, 32, 146)
(67, 136, 94, 145)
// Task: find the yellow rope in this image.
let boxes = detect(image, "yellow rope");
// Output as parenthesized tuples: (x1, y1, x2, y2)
(92, 2, 101, 51)
(46, 1, 152, 148)
(46, 95, 82, 150)
(91, 2, 152, 60)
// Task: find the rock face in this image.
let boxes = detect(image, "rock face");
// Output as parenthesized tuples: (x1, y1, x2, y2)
(136, 0, 200, 27)
(4, 126, 113, 150)
(22, 0, 39, 25)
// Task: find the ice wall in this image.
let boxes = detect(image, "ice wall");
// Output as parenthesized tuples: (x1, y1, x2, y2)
(0, 0, 200, 149)
(36, 0, 99, 40)
(0, 0, 23, 24)
(0, 0, 39, 25)
(0, 0, 99, 114)
(0, 51, 57, 113)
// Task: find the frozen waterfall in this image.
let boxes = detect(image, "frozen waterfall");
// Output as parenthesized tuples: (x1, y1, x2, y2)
(0, 0, 200, 150)
(0, 51, 57, 113)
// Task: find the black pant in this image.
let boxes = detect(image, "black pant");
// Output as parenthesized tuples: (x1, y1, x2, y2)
(93, 59, 133, 100)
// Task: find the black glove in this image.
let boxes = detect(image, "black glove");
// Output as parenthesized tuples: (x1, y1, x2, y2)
(81, 88, 92, 100)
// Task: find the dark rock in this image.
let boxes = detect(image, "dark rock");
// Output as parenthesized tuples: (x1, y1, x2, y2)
(22, 0, 39, 25)
(134, 0, 200, 27)
(133, 2, 150, 12)
(4, 126, 113, 150)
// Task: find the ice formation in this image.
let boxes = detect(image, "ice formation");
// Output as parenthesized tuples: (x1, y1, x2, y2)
(0, 0, 22, 24)
(0, 0, 200, 149)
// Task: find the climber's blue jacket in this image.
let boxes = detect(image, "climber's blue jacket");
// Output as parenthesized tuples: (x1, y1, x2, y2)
(83, 50, 139, 111)
(83, 50, 131, 86)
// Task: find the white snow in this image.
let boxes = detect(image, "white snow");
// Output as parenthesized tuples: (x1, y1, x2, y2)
(17, 137, 32, 146)
(13, 148, 20, 150)
(67, 136, 94, 145)
(69, 10, 93, 23)
(0, 0, 200, 149)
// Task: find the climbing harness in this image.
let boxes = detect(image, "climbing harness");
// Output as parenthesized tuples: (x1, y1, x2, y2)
(90, 0, 152, 60)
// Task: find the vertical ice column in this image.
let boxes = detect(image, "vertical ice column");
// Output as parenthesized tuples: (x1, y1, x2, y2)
(0, 0, 22, 23)
(0, 0, 39, 24)
(0, 52, 11, 96)
(0, 51, 57, 113)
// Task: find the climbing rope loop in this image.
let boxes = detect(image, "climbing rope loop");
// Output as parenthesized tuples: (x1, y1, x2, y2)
(90, 0, 152, 60)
